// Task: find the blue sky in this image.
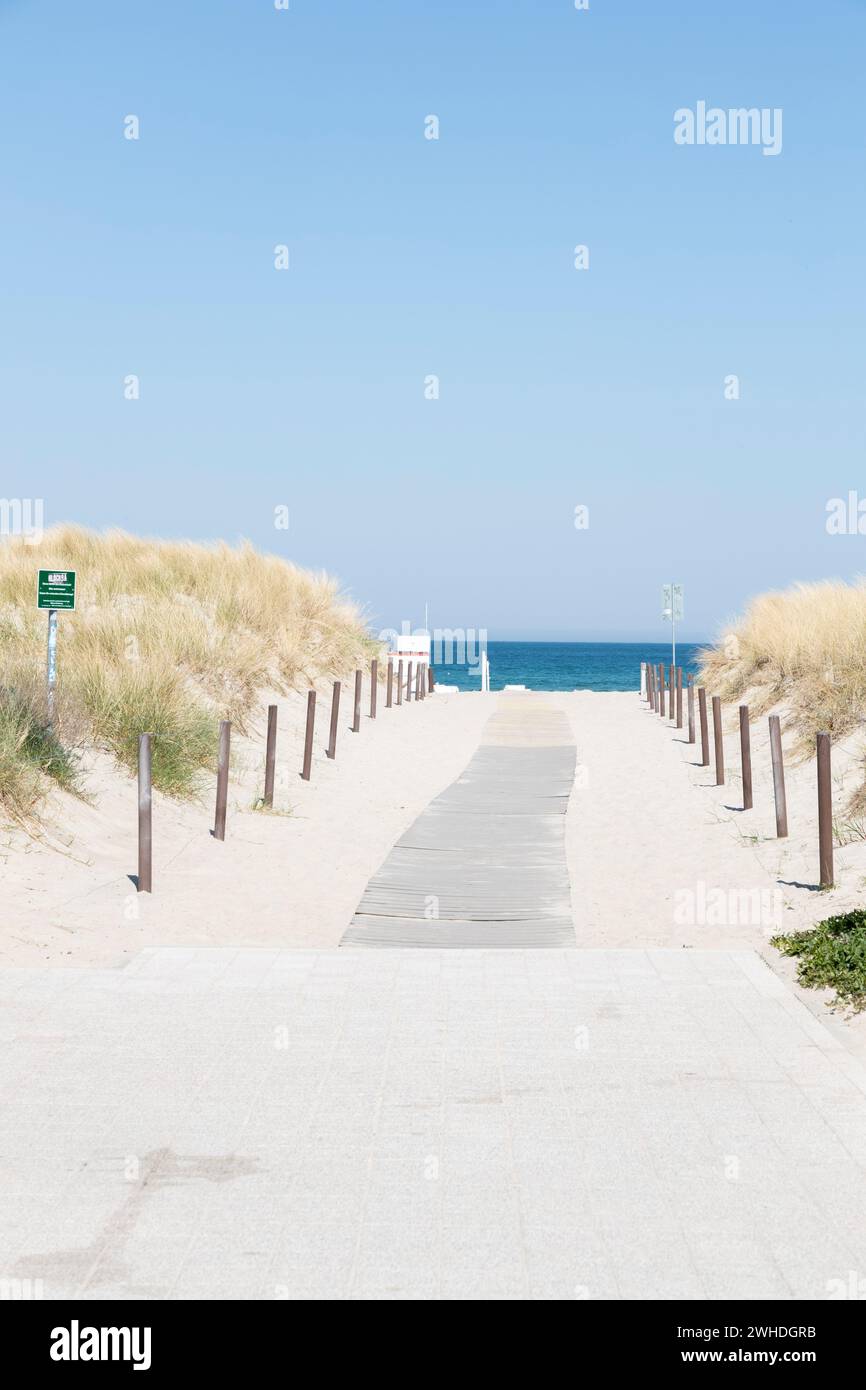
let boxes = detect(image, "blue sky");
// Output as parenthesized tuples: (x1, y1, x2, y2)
(2, 0, 865, 641)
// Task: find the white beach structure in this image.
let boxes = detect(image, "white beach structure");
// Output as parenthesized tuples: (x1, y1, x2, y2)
(391, 633, 431, 696)
(392, 633, 431, 665)
(387, 633, 491, 694)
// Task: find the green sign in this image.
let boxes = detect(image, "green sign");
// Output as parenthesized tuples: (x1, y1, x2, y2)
(37, 569, 76, 611)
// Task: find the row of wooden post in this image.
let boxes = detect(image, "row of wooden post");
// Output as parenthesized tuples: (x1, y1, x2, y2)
(137, 658, 436, 892)
(641, 660, 834, 889)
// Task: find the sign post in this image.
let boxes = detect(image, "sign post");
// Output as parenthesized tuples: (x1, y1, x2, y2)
(37, 570, 76, 720)
(661, 583, 684, 671)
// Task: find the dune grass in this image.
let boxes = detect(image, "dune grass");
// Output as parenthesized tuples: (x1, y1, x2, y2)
(699, 579, 866, 792)
(702, 580, 866, 992)
(0, 685, 82, 820)
(772, 909, 866, 1014)
(0, 526, 376, 819)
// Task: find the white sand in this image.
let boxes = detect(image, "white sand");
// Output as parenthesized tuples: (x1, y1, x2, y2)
(558, 690, 866, 951)
(5, 687, 866, 1024)
(0, 687, 493, 967)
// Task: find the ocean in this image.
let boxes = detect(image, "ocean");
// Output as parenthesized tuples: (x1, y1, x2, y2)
(431, 641, 706, 693)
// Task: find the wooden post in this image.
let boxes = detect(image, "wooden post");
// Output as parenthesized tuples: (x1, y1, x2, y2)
(214, 719, 231, 840)
(415, 664, 422, 700)
(262, 704, 278, 808)
(397, 659, 403, 706)
(370, 659, 378, 718)
(668, 667, 674, 720)
(739, 706, 752, 810)
(301, 690, 316, 780)
(651, 663, 658, 711)
(351, 669, 362, 732)
(817, 732, 834, 888)
(137, 732, 152, 893)
(428, 666, 434, 693)
(386, 659, 393, 708)
(712, 696, 724, 784)
(687, 675, 695, 744)
(698, 687, 710, 766)
(676, 667, 683, 729)
(326, 680, 340, 759)
(768, 715, 788, 838)
(406, 661, 413, 704)
(658, 664, 665, 717)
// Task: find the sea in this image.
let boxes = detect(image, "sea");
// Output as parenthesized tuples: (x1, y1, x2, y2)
(431, 641, 706, 693)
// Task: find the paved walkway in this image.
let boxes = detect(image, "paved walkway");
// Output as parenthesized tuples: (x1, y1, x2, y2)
(4, 946, 866, 1300)
(342, 693, 576, 947)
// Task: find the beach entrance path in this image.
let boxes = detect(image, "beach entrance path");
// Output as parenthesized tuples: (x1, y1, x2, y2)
(341, 692, 576, 947)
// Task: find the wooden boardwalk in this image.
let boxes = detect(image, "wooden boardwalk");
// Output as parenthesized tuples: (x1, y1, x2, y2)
(341, 693, 576, 947)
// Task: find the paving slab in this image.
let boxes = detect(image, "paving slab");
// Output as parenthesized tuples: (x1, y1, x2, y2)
(2, 946, 866, 1300)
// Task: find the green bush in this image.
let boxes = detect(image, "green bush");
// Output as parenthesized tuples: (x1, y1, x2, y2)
(772, 909, 866, 1013)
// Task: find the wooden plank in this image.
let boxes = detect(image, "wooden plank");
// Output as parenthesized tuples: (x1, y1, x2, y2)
(341, 693, 577, 948)
(340, 918, 575, 948)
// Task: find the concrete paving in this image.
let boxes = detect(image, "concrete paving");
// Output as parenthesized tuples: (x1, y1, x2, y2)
(3, 945, 866, 1300)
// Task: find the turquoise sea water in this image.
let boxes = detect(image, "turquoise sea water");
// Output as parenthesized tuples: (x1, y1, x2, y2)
(431, 642, 706, 693)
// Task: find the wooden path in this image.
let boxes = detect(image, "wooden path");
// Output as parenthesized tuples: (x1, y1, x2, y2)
(341, 692, 576, 947)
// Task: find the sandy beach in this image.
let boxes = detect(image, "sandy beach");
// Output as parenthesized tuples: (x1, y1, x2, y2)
(564, 691, 866, 949)
(5, 686, 866, 1009)
(1, 686, 492, 967)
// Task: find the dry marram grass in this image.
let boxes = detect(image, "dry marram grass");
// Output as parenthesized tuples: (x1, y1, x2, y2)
(699, 579, 866, 801)
(0, 526, 376, 818)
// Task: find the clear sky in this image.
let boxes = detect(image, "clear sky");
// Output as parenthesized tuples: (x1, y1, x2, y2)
(2, 0, 864, 642)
